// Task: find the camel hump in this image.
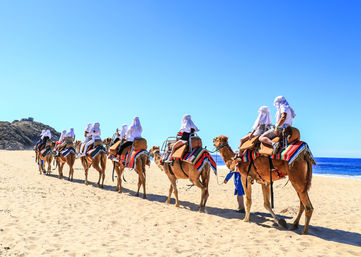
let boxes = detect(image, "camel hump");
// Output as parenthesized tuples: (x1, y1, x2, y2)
(133, 137, 147, 151)
(191, 136, 202, 149)
(286, 127, 301, 143)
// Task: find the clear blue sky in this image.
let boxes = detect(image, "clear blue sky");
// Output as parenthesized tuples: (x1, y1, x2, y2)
(1, 1, 360, 157)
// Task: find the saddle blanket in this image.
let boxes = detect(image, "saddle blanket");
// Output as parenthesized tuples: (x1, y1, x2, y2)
(237, 149, 260, 163)
(61, 147, 77, 157)
(272, 140, 314, 165)
(182, 147, 217, 175)
(87, 145, 106, 158)
(120, 149, 149, 169)
(41, 148, 52, 157)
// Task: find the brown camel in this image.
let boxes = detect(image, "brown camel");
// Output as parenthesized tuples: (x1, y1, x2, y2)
(54, 143, 76, 181)
(75, 140, 107, 188)
(149, 146, 211, 212)
(213, 135, 314, 234)
(104, 137, 149, 198)
(36, 142, 54, 175)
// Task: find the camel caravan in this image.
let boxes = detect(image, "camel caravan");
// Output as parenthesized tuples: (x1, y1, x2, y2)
(33, 96, 316, 234)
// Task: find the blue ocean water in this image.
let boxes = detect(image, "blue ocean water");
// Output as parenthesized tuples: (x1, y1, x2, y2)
(211, 155, 361, 178)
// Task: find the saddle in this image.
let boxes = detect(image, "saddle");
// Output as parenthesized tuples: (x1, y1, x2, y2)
(87, 140, 103, 154)
(259, 127, 301, 156)
(171, 136, 203, 160)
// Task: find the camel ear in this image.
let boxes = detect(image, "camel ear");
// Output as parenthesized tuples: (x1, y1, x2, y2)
(221, 135, 228, 142)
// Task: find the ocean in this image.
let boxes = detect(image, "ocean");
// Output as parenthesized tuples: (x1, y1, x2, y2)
(211, 155, 361, 179)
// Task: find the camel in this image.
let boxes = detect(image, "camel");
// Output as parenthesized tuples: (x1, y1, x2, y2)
(36, 142, 54, 175)
(54, 142, 76, 181)
(213, 135, 314, 234)
(149, 146, 211, 212)
(104, 137, 149, 198)
(75, 140, 107, 188)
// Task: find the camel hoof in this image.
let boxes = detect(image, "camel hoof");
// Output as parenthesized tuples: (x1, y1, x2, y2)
(136, 193, 139, 197)
(143, 195, 147, 199)
(290, 223, 299, 230)
(84, 182, 88, 185)
(242, 218, 249, 222)
(301, 230, 308, 235)
(118, 190, 122, 194)
(175, 203, 180, 207)
(100, 185, 104, 188)
(279, 219, 288, 229)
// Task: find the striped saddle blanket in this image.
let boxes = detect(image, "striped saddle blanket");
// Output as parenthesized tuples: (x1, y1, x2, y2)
(87, 145, 106, 158)
(61, 147, 77, 157)
(41, 148, 52, 157)
(121, 149, 149, 169)
(181, 147, 217, 175)
(272, 140, 314, 165)
(237, 149, 260, 163)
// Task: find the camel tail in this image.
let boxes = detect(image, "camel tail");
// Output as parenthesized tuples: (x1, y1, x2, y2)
(303, 155, 313, 192)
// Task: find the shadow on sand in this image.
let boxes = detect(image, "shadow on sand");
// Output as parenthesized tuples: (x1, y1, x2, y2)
(45, 172, 361, 248)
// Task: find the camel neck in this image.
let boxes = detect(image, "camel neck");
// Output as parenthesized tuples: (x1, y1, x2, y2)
(219, 144, 236, 171)
(153, 151, 163, 170)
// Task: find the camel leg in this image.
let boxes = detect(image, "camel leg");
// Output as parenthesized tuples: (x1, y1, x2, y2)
(47, 158, 51, 175)
(58, 162, 65, 179)
(93, 161, 104, 188)
(297, 192, 313, 234)
(261, 184, 288, 229)
(241, 175, 252, 222)
(200, 168, 210, 210)
(168, 175, 179, 207)
(290, 198, 304, 231)
(115, 164, 124, 193)
(189, 177, 206, 212)
(136, 173, 141, 197)
(135, 160, 146, 199)
(83, 159, 89, 185)
(166, 184, 173, 204)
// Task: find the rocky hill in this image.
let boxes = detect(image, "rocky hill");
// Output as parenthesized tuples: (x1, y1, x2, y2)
(0, 119, 60, 150)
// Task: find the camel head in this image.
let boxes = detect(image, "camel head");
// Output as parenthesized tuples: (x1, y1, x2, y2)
(149, 146, 161, 158)
(103, 137, 112, 146)
(213, 135, 229, 149)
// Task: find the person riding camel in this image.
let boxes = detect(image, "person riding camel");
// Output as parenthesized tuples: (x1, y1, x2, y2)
(35, 130, 46, 150)
(117, 117, 142, 156)
(79, 123, 101, 157)
(55, 128, 75, 156)
(78, 124, 92, 157)
(57, 130, 67, 145)
(259, 96, 296, 153)
(166, 114, 199, 163)
(113, 124, 128, 144)
(37, 129, 52, 151)
(239, 106, 272, 147)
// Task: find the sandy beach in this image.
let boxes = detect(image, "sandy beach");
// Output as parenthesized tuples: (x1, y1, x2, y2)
(0, 150, 360, 257)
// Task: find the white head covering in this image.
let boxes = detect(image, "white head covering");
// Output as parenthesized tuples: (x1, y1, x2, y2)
(126, 117, 142, 139)
(252, 106, 272, 129)
(43, 129, 52, 139)
(59, 130, 66, 142)
(119, 124, 128, 139)
(40, 130, 45, 136)
(85, 123, 92, 133)
(65, 128, 75, 138)
(274, 96, 296, 119)
(180, 114, 199, 133)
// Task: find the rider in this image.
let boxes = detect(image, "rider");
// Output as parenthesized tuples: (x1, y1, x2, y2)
(35, 130, 46, 150)
(38, 129, 52, 151)
(78, 124, 92, 157)
(113, 125, 128, 144)
(167, 114, 199, 162)
(239, 106, 272, 147)
(117, 117, 142, 156)
(259, 96, 296, 152)
(80, 123, 101, 157)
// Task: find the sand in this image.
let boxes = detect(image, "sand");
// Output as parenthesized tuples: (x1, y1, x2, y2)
(0, 150, 360, 257)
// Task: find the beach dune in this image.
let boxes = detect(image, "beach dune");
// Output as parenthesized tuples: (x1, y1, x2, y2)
(0, 150, 360, 256)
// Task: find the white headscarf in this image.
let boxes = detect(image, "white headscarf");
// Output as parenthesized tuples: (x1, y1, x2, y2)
(65, 128, 75, 138)
(252, 106, 272, 129)
(119, 124, 128, 139)
(126, 117, 142, 139)
(274, 96, 296, 119)
(59, 130, 66, 142)
(180, 114, 199, 133)
(85, 123, 92, 133)
(43, 129, 52, 139)
(40, 130, 45, 137)
(92, 123, 101, 133)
